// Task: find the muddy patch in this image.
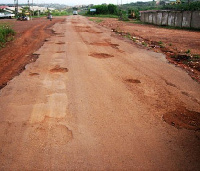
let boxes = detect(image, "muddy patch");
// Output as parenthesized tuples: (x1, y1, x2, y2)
(50, 65, 68, 73)
(89, 53, 114, 59)
(163, 108, 200, 131)
(125, 79, 141, 84)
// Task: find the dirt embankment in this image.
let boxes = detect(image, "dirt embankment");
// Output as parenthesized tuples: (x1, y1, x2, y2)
(91, 18, 200, 82)
(0, 17, 65, 89)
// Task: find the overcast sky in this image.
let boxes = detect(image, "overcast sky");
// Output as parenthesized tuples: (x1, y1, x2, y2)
(0, 0, 149, 6)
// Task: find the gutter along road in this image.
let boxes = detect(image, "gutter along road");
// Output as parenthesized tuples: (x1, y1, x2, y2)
(0, 15, 200, 170)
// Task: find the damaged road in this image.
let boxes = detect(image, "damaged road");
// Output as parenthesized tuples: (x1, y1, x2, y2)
(0, 16, 200, 170)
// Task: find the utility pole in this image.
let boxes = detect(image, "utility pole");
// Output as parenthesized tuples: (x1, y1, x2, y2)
(28, 0, 31, 20)
(14, 0, 18, 17)
(32, 0, 33, 18)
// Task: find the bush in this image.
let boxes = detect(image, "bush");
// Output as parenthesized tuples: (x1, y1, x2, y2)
(119, 10, 129, 21)
(162, 1, 200, 11)
(128, 9, 140, 19)
(51, 10, 68, 16)
(0, 24, 15, 48)
(87, 4, 119, 15)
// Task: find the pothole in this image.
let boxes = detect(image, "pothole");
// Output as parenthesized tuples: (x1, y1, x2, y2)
(89, 53, 114, 59)
(90, 42, 119, 48)
(50, 65, 68, 73)
(125, 79, 141, 84)
(56, 42, 65, 45)
(56, 51, 65, 53)
(29, 124, 73, 145)
(29, 72, 39, 76)
(75, 26, 102, 34)
(163, 108, 200, 131)
(165, 80, 176, 88)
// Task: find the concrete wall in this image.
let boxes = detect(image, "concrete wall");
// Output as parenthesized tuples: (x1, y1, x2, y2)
(157, 12, 163, 25)
(168, 12, 174, 26)
(182, 11, 191, 27)
(191, 11, 200, 29)
(162, 11, 168, 25)
(152, 12, 157, 25)
(140, 12, 145, 23)
(175, 11, 182, 27)
(140, 10, 200, 29)
(149, 13, 153, 23)
(144, 13, 149, 23)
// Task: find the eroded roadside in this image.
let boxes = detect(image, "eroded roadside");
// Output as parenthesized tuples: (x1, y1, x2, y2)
(0, 17, 65, 89)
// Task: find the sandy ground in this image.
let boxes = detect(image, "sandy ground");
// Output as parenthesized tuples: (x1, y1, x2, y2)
(0, 16, 200, 170)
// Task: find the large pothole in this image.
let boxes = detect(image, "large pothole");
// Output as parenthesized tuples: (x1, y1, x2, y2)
(89, 53, 114, 59)
(50, 65, 68, 73)
(163, 108, 200, 131)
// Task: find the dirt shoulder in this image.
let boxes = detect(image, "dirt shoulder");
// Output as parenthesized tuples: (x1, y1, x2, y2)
(0, 17, 65, 89)
(89, 17, 200, 83)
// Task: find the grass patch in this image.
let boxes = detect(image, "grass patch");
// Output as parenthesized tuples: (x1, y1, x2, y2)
(86, 14, 118, 18)
(193, 54, 200, 59)
(0, 24, 15, 48)
(128, 19, 144, 24)
(185, 49, 191, 54)
(158, 41, 165, 48)
(142, 42, 147, 46)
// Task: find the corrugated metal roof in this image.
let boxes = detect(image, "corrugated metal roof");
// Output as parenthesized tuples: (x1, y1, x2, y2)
(0, 6, 8, 9)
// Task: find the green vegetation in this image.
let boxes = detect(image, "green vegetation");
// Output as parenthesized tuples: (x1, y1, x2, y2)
(162, 1, 200, 11)
(89, 18, 103, 23)
(119, 10, 129, 21)
(193, 54, 200, 59)
(87, 14, 118, 18)
(0, 24, 15, 48)
(142, 41, 147, 47)
(87, 4, 118, 15)
(186, 49, 191, 54)
(50, 10, 69, 16)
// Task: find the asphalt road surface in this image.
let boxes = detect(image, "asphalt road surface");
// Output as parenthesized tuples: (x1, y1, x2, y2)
(0, 16, 200, 170)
